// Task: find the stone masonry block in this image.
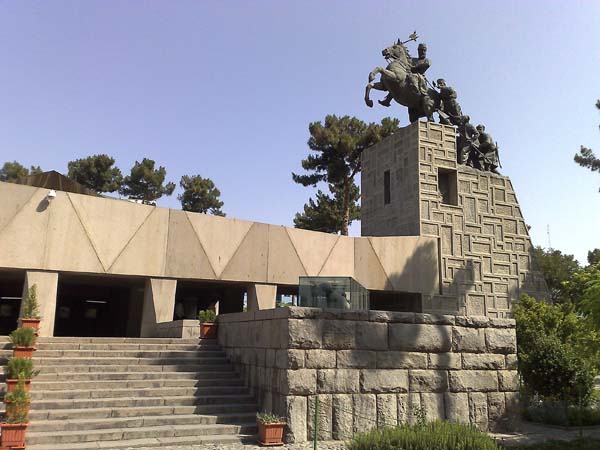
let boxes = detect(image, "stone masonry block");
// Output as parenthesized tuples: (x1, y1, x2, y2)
(353, 394, 377, 433)
(323, 320, 356, 349)
(469, 392, 489, 430)
(421, 393, 445, 421)
(275, 349, 305, 369)
(485, 328, 517, 354)
(462, 354, 505, 370)
(308, 394, 332, 440)
(305, 350, 336, 369)
(356, 322, 388, 350)
(389, 324, 452, 353)
(498, 371, 519, 391)
(409, 370, 448, 393)
(361, 369, 409, 393)
(284, 396, 307, 443)
(332, 394, 353, 440)
(279, 369, 317, 395)
(452, 327, 486, 353)
(377, 394, 398, 428)
(377, 351, 428, 369)
(487, 392, 506, 424)
(505, 354, 518, 370)
(428, 353, 461, 369)
(397, 393, 409, 423)
(317, 369, 360, 394)
(288, 319, 323, 349)
(445, 392, 469, 423)
(449, 370, 499, 392)
(337, 350, 376, 368)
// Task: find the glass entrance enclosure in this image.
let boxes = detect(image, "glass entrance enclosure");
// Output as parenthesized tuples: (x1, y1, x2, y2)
(298, 277, 369, 310)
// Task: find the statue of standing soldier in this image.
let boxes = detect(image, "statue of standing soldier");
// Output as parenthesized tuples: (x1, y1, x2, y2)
(435, 79, 463, 126)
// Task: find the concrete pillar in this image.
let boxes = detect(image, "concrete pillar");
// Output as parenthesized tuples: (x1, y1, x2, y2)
(247, 283, 277, 311)
(21, 270, 58, 337)
(140, 278, 177, 337)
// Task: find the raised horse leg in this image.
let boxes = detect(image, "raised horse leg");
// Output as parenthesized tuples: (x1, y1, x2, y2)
(365, 77, 390, 108)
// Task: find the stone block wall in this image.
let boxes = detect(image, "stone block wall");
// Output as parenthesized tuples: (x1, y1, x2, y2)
(362, 121, 549, 317)
(218, 307, 519, 443)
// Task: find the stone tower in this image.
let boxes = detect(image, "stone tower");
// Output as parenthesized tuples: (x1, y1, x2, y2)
(361, 121, 548, 317)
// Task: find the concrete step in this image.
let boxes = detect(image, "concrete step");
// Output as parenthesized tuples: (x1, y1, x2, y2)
(32, 377, 243, 391)
(26, 433, 256, 450)
(28, 412, 257, 432)
(36, 342, 216, 351)
(35, 363, 235, 373)
(38, 337, 202, 344)
(34, 370, 240, 381)
(27, 422, 257, 445)
(30, 403, 259, 421)
(31, 385, 250, 400)
(34, 349, 225, 358)
(31, 394, 256, 410)
(33, 356, 229, 365)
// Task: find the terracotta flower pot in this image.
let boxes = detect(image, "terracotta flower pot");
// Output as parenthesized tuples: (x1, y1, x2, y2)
(6, 379, 31, 393)
(12, 347, 35, 358)
(19, 318, 41, 332)
(257, 421, 286, 446)
(200, 322, 217, 339)
(0, 422, 28, 448)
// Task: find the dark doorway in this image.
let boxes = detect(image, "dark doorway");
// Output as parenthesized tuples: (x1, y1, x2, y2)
(54, 274, 144, 337)
(0, 270, 25, 335)
(174, 280, 246, 319)
(370, 291, 423, 312)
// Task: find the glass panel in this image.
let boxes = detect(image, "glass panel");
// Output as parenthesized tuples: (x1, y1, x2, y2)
(298, 277, 370, 310)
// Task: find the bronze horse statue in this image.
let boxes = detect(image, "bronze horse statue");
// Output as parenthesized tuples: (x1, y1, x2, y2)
(365, 40, 438, 123)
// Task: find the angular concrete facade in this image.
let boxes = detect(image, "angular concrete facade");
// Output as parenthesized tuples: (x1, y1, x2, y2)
(362, 121, 548, 317)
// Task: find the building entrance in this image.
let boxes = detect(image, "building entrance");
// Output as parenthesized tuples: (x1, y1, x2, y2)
(0, 270, 25, 335)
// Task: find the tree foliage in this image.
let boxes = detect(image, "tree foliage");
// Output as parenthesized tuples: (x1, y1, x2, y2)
(0, 161, 42, 183)
(292, 115, 399, 235)
(514, 294, 598, 404)
(119, 158, 175, 204)
(574, 100, 600, 191)
(67, 154, 123, 193)
(532, 246, 580, 302)
(178, 174, 225, 216)
(294, 184, 360, 233)
(587, 248, 600, 266)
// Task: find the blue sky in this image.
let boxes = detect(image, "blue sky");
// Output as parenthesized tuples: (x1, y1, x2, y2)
(0, 1, 599, 263)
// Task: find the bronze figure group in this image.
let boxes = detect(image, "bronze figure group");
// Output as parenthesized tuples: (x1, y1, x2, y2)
(365, 33, 500, 173)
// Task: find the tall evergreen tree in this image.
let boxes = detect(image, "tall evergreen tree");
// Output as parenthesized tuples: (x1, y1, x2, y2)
(67, 154, 123, 193)
(294, 184, 359, 234)
(178, 174, 225, 216)
(0, 161, 42, 182)
(532, 246, 580, 302)
(292, 115, 399, 235)
(574, 100, 600, 191)
(119, 158, 175, 204)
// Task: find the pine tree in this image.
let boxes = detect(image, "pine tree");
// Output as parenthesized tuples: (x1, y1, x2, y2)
(292, 115, 399, 235)
(119, 158, 175, 204)
(178, 174, 225, 216)
(67, 154, 123, 193)
(574, 100, 600, 191)
(0, 161, 42, 183)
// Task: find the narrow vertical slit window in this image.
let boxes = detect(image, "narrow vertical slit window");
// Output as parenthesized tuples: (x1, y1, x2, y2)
(384, 170, 391, 205)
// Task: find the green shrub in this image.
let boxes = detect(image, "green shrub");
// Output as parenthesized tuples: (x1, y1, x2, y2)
(4, 380, 30, 424)
(198, 310, 217, 323)
(9, 327, 36, 347)
(6, 357, 35, 379)
(347, 421, 501, 450)
(256, 411, 285, 424)
(21, 284, 40, 319)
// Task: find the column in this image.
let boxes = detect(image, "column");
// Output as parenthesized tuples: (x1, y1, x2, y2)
(21, 270, 58, 337)
(247, 283, 277, 312)
(140, 278, 177, 337)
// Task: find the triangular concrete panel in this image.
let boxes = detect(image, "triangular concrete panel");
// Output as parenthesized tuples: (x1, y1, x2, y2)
(268, 226, 307, 284)
(0, 182, 39, 232)
(0, 188, 49, 269)
(165, 210, 216, 279)
(286, 228, 339, 276)
(109, 208, 169, 277)
(186, 213, 253, 278)
(69, 194, 154, 271)
(220, 223, 268, 283)
(44, 194, 104, 273)
(353, 237, 391, 291)
(319, 236, 355, 277)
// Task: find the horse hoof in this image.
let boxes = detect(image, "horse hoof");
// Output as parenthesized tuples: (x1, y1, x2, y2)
(378, 100, 390, 107)
(368, 74, 375, 82)
(365, 99, 373, 108)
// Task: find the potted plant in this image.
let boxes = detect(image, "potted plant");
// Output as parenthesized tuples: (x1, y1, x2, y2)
(9, 327, 36, 358)
(1, 380, 30, 448)
(257, 411, 286, 446)
(6, 357, 36, 393)
(198, 309, 217, 339)
(19, 284, 41, 332)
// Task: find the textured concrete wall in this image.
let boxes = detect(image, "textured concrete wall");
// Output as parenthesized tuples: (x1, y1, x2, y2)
(0, 181, 439, 295)
(218, 307, 519, 443)
(361, 121, 549, 316)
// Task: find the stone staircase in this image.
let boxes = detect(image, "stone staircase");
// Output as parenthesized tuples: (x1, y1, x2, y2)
(0, 336, 258, 449)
